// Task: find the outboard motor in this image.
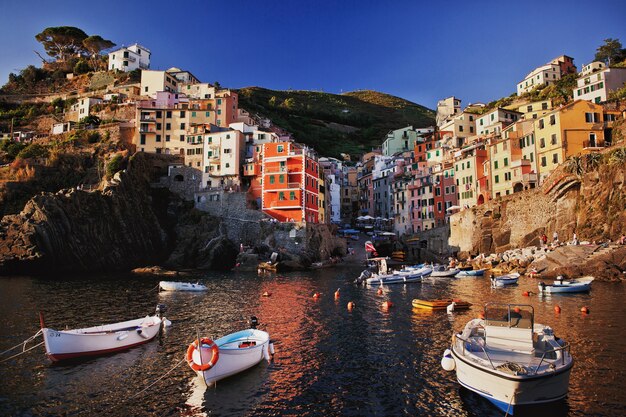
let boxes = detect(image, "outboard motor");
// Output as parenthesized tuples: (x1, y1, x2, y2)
(249, 316, 259, 329)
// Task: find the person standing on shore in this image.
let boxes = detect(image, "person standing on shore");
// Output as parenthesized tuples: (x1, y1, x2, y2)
(541, 233, 548, 248)
(553, 231, 559, 244)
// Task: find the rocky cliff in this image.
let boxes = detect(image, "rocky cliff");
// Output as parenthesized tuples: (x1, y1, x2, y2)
(0, 153, 169, 274)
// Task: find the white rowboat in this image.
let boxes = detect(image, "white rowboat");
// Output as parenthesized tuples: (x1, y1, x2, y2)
(430, 265, 460, 277)
(491, 272, 520, 287)
(160, 281, 208, 291)
(42, 311, 164, 362)
(187, 328, 273, 386)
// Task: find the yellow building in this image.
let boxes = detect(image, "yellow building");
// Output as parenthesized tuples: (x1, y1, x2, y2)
(534, 100, 617, 182)
(516, 99, 553, 120)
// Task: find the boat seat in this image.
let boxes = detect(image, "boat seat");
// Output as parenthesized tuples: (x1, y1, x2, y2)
(485, 325, 534, 354)
(239, 341, 256, 348)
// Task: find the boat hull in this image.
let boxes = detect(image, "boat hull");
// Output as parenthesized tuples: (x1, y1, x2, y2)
(159, 281, 208, 291)
(365, 268, 431, 285)
(456, 269, 485, 277)
(430, 268, 460, 277)
(42, 316, 162, 362)
(412, 299, 471, 310)
(195, 329, 270, 385)
(452, 347, 572, 413)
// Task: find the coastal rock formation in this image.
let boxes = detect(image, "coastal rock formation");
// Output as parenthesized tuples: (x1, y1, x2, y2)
(0, 153, 169, 274)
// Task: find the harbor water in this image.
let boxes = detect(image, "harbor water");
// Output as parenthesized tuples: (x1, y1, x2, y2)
(1, 267, 625, 416)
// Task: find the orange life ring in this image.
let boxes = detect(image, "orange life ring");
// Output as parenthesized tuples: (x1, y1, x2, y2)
(186, 338, 219, 371)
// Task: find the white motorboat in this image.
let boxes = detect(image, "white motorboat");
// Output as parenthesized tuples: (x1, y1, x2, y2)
(455, 269, 486, 277)
(186, 317, 273, 386)
(430, 264, 460, 277)
(159, 281, 208, 291)
(41, 305, 167, 362)
(364, 265, 432, 285)
(442, 303, 573, 414)
(538, 276, 594, 294)
(491, 272, 520, 287)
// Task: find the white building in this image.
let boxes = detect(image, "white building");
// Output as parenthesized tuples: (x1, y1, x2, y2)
(439, 111, 477, 147)
(166, 67, 201, 85)
(198, 126, 245, 189)
(517, 63, 561, 95)
(108, 44, 151, 72)
(70, 97, 103, 121)
(476, 108, 522, 136)
(574, 64, 626, 104)
(140, 70, 179, 97)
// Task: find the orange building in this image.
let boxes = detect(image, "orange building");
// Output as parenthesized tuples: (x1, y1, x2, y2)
(259, 142, 320, 223)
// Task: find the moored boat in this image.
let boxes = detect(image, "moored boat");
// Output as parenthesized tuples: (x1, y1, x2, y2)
(430, 264, 460, 277)
(186, 317, 274, 386)
(491, 272, 520, 287)
(159, 281, 208, 291)
(412, 298, 472, 310)
(538, 276, 594, 294)
(455, 269, 486, 277)
(363, 265, 432, 286)
(443, 303, 573, 414)
(41, 305, 168, 362)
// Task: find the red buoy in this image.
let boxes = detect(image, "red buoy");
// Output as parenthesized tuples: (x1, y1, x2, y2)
(334, 288, 340, 299)
(313, 293, 320, 299)
(382, 301, 393, 310)
(554, 305, 561, 313)
(581, 306, 590, 314)
(262, 291, 271, 297)
(377, 288, 383, 295)
(347, 301, 355, 311)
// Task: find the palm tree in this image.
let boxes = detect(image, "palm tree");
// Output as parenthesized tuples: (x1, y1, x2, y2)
(564, 155, 584, 176)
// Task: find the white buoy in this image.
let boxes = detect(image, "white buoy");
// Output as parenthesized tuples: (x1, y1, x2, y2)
(441, 349, 455, 371)
(446, 302, 456, 314)
(163, 318, 172, 327)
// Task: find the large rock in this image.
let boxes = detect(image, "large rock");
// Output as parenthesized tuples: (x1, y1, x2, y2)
(0, 153, 168, 274)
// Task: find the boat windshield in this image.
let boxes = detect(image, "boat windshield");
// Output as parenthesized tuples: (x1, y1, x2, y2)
(484, 304, 534, 329)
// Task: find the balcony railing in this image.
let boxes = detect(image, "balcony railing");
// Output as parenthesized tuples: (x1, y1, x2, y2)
(140, 116, 156, 122)
(582, 140, 604, 149)
(139, 127, 155, 133)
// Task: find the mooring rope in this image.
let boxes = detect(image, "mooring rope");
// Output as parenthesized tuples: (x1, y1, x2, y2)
(0, 329, 43, 357)
(0, 341, 44, 364)
(129, 357, 187, 400)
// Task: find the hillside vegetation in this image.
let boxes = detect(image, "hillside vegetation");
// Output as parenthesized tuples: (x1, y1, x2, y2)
(237, 87, 435, 159)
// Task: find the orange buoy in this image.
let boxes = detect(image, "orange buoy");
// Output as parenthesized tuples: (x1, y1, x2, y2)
(554, 305, 561, 313)
(581, 306, 590, 314)
(262, 291, 271, 297)
(382, 301, 393, 310)
(347, 301, 355, 311)
(313, 292, 320, 299)
(523, 290, 532, 296)
(478, 311, 485, 319)
(377, 288, 383, 295)
(334, 288, 340, 299)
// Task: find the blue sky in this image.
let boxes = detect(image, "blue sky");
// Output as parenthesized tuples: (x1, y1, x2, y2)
(1, 0, 625, 109)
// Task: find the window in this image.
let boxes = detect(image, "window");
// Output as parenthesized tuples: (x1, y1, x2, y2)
(166, 123, 171, 130)
(279, 175, 284, 183)
(156, 135, 161, 142)
(459, 125, 464, 132)
(166, 135, 170, 142)
(279, 192, 285, 201)
(504, 157, 508, 167)
(538, 119, 544, 129)
(269, 175, 275, 184)
(180, 123, 186, 129)
(192, 111, 196, 117)
(470, 126, 474, 133)
(551, 134, 557, 145)
(541, 156, 547, 167)
(552, 154, 559, 164)
(217, 109, 222, 115)
(549, 115, 556, 125)
(494, 161, 499, 169)
(495, 175, 499, 184)
(140, 134, 146, 145)
(277, 145, 284, 153)
(166, 111, 172, 118)
(180, 111, 186, 117)
(527, 105, 533, 112)
(156, 123, 162, 130)
(585, 112, 599, 123)
(540, 138, 545, 148)
(180, 135, 185, 142)
(156, 111, 162, 118)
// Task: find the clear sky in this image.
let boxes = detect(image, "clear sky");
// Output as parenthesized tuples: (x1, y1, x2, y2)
(1, 0, 625, 109)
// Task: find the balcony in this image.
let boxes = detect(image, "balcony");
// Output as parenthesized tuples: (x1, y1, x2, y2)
(582, 140, 604, 150)
(139, 126, 155, 133)
(140, 116, 156, 122)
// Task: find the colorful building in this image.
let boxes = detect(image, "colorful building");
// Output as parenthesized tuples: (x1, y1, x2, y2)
(574, 64, 626, 104)
(261, 141, 320, 223)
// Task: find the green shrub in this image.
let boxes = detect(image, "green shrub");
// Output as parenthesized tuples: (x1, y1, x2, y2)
(106, 154, 123, 178)
(17, 143, 49, 160)
(87, 131, 101, 143)
(73, 59, 91, 75)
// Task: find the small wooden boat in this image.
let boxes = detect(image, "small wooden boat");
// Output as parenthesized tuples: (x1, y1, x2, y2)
(160, 281, 208, 291)
(455, 269, 486, 277)
(491, 272, 520, 287)
(443, 303, 573, 414)
(41, 305, 167, 362)
(186, 318, 273, 386)
(412, 298, 472, 310)
(362, 265, 432, 286)
(257, 262, 279, 273)
(538, 276, 594, 294)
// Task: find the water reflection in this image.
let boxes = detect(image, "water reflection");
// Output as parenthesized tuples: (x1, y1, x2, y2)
(0, 270, 625, 416)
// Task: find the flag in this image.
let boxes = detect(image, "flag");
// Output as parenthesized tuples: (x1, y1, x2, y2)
(364, 241, 376, 252)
